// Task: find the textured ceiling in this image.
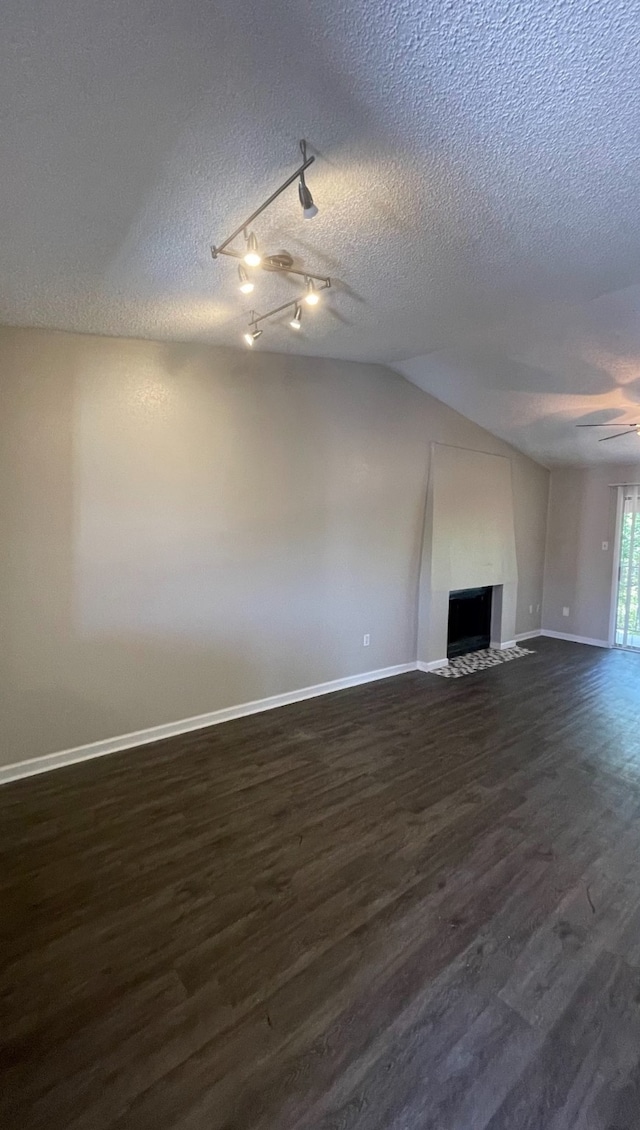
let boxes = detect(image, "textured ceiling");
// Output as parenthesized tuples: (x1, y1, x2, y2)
(3, 0, 640, 464)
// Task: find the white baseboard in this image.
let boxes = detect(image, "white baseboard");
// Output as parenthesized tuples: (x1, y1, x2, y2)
(540, 630, 610, 649)
(491, 639, 517, 650)
(416, 658, 449, 672)
(0, 662, 418, 786)
(515, 629, 542, 642)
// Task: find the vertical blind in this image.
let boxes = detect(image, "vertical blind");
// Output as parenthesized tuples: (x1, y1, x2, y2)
(615, 485, 640, 650)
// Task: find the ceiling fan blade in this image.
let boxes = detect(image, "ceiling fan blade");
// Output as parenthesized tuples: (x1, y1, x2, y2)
(576, 423, 639, 427)
(598, 430, 637, 441)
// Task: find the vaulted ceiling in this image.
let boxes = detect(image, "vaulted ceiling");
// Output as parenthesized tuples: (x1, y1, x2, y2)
(3, 0, 640, 464)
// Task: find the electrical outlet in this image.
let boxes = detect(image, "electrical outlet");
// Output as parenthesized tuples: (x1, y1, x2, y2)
(363, 634, 370, 646)
(529, 605, 533, 615)
(602, 541, 609, 551)
(563, 607, 570, 617)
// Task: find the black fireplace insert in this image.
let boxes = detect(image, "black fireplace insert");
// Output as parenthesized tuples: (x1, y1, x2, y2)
(447, 587, 492, 659)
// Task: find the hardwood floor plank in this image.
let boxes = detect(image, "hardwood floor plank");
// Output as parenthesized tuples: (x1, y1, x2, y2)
(499, 821, 640, 1030)
(486, 951, 640, 1130)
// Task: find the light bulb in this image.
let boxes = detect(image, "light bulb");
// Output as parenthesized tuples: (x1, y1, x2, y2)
(298, 179, 318, 220)
(289, 305, 302, 330)
(238, 266, 254, 294)
(304, 278, 319, 306)
(243, 328, 262, 347)
(244, 232, 261, 268)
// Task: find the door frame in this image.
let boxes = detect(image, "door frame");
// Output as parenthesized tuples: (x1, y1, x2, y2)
(607, 486, 624, 648)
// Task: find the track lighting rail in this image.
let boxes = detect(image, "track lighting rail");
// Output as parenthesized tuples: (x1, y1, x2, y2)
(211, 145, 315, 259)
(215, 245, 329, 285)
(249, 278, 331, 329)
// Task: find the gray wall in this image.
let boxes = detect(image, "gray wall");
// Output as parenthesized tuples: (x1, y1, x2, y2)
(0, 326, 549, 766)
(542, 463, 640, 643)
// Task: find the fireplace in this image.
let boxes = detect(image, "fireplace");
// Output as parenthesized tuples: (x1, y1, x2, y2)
(415, 446, 519, 668)
(447, 587, 493, 659)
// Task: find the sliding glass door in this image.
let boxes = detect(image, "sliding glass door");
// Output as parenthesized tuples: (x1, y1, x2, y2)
(614, 485, 640, 650)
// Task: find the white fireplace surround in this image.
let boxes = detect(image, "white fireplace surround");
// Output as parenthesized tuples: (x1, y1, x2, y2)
(417, 444, 519, 668)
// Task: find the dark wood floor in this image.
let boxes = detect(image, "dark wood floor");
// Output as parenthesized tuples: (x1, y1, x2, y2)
(2, 638, 640, 1129)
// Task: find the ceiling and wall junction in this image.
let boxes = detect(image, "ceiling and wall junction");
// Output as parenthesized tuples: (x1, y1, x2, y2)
(2, 0, 640, 464)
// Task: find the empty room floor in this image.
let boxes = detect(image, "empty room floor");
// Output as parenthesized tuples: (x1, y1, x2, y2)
(2, 637, 640, 1129)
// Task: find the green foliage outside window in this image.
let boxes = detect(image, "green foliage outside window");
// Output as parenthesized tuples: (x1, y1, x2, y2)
(617, 510, 640, 634)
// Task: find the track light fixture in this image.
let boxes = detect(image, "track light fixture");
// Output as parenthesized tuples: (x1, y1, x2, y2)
(243, 279, 330, 343)
(211, 141, 319, 262)
(243, 328, 263, 347)
(298, 141, 318, 219)
(211, 139, 337, 342)
(244, 232, 261, 267)
(298, 180, 318, 220)
(304, 278, 320, 306)
(237, 265, 254, 294)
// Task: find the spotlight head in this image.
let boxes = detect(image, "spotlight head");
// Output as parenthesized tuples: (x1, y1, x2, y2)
(244, 231, 261, 267)
(238, 265, 254, 294)
(298, 179, 318, 220)
(238, 265, 255, 293)
(243, 328, 262, 347)
(304, 278, 320, 306)
(289, 304, 302, 330)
